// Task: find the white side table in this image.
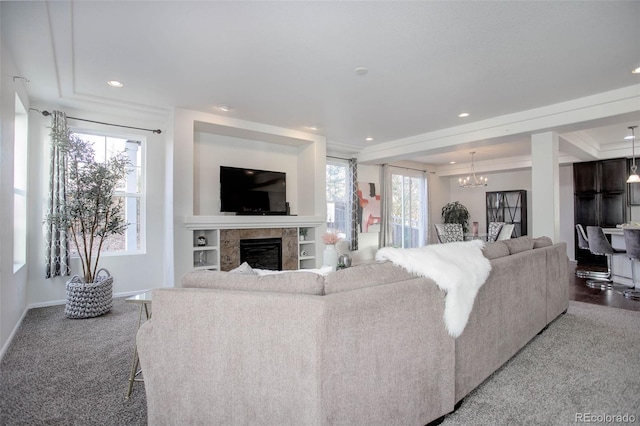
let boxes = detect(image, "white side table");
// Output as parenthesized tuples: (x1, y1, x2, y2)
(125, 291, 152, 399)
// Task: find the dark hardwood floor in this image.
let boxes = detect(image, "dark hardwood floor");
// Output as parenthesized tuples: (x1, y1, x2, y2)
(569, 262, 640, 312)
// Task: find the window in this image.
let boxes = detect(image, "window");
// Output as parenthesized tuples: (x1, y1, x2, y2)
(13, 95, 28, 271)
(390, 169, 428, 248)
(71, 131, 145, 254)
(326, 159, 352, 240)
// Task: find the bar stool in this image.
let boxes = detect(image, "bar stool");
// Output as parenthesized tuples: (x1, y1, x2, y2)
(575, 225, 609, 280)
(586, 226, 626, 290)
(622, 228, 640, 301)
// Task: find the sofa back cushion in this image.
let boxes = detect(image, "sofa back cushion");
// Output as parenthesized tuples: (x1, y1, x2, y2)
(533, 236, 553, 248)
(482, 241, 510, 260)
(181, 270, 325, 295)
(502, 236, 534, 254)
(324, 261, 416, 295)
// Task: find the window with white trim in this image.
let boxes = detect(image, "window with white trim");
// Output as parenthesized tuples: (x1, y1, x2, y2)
(13, 94, 28, 271)
(390, 169, 428, 248)
(71, 131, 145, 254)
(326, 159, 352, 241)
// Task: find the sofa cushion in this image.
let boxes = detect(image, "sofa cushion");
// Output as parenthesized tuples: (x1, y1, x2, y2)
(181, 270, 324, 295)
(533, 236, 553, 248)
(324, 261, 416, 295)
(502, 236, 534, 254)
(482, 241, 510, 260)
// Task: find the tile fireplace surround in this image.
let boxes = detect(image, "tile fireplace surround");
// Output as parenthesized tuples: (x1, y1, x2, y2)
(220, 228, 298, 271)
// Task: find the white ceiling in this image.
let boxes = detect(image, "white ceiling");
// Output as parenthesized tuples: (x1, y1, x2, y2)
(2, 1, 639, 169)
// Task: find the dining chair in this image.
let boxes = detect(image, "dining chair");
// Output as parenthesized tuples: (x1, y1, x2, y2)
(622, 228, 640, 300)
(575, 225, 609, 280)
(496, 223, 515, 241)
(434, 223, 463, 243)
(487, 222, 504, 242)
(585, 226, 626, 290)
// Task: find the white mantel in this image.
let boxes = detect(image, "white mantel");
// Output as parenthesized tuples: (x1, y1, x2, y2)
(184, 215, 325, 230)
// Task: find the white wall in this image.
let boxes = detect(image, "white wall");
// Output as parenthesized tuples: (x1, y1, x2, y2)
(194, 132, 301, 215)
(26, 106, 168, 306)
(443, 166, 576, 259)
(0, 37, 30, 357)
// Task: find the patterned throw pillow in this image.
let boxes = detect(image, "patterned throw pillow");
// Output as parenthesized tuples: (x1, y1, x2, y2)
(443, 223, 464, 243)
(487, 222, 504, 242)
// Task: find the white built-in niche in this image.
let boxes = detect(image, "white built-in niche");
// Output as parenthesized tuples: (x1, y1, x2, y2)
(193, 131, 308, 216)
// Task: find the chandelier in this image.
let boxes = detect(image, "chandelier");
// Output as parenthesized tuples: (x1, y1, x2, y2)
(459, 151, 488, 188)
(627, 126, 639, 184)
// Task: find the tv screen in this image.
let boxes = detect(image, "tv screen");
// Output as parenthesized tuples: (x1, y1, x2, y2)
(220, 166, 287, 214)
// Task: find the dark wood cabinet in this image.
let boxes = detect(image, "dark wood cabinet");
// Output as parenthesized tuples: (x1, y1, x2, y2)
(573, 158, 626, 266)
(486, 190, 527, 237)
(627, 158, 640, 205)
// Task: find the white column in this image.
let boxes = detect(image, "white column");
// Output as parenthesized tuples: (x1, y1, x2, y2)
(531, 132, 560, 241)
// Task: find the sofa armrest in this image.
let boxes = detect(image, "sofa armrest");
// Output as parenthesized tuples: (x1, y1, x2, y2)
(137, 280, 454, 426)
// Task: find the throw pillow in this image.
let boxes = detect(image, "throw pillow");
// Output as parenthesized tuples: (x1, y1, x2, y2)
(229, 262, 257, 275)
(533, 236, 553, 248)
(487, 222, 504, 242)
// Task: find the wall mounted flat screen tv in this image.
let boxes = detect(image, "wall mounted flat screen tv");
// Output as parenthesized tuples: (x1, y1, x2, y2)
(220, 166, 287, 215)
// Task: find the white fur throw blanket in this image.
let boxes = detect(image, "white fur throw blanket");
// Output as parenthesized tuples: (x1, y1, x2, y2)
(375, 240, 491, 338)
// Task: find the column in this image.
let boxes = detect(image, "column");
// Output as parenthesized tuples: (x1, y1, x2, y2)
(531, 132, 560, 241)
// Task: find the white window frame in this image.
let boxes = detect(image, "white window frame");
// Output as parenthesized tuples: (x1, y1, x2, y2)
(70, 129, 146, 256)
(326, 158, 353, 243)
(13, 94, 28, 272)
(390, 168, 428, 248)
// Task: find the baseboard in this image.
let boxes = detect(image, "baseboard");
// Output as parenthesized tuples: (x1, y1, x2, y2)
(0, 306, 29, 362)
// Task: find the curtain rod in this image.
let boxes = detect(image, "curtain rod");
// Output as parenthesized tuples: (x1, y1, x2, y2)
(381, 163, 435, 174)
(327, 155, 355, 161)
(30, 108, 162, 134)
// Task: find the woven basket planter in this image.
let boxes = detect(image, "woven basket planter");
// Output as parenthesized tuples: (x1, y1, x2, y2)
(65, 268, 113, 319)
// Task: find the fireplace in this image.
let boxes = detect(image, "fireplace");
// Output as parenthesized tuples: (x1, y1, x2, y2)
(240, 238, 282, 270)
(219, 227, 298, 271)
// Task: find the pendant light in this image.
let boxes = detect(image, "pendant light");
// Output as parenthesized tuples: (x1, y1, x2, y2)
(627, 126, 639, 184)
(459, 152, 488, 188)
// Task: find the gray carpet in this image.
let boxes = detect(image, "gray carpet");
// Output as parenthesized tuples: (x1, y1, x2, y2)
(0, 300, 638, 425)
(442, 301, 640, 425)
(0, 298, 147, 425)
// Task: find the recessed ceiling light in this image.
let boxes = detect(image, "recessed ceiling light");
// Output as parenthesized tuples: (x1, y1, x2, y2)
(632, 67, 640, 74)
(306, 125, 319, 131)
(365, 137, 374, 141)
(458, 112, 470, 118)
(449, 161, 456, 164)
(107, 80, 123, 88)
(355, 67, 369, 76)
(218, 105, 231, 112)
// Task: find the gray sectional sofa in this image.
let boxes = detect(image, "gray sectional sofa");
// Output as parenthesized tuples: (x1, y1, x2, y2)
(137, 236, 568, 426)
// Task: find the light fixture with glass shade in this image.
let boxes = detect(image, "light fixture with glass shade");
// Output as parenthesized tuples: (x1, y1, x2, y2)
(627, 126, 640, 184)
(459, 151, 488, 188)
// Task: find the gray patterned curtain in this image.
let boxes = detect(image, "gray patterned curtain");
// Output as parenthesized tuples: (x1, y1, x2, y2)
(348, 158, 358, 251)
(45, 111, 71, 278)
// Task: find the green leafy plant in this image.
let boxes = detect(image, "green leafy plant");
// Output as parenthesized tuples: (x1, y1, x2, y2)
(441, 201, 470, 234)
(46, 132, 130, 283)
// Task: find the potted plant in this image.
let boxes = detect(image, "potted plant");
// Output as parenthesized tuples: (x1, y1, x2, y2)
(46, 131, 130, 318)
(441, 201, 470, 234)
(299, 228, 308, 241)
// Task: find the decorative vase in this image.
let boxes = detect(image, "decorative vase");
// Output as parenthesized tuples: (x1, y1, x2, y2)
(472, 221, 479, 236)
(323, 244, 339, 270)
(299, 235, 305, 241)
